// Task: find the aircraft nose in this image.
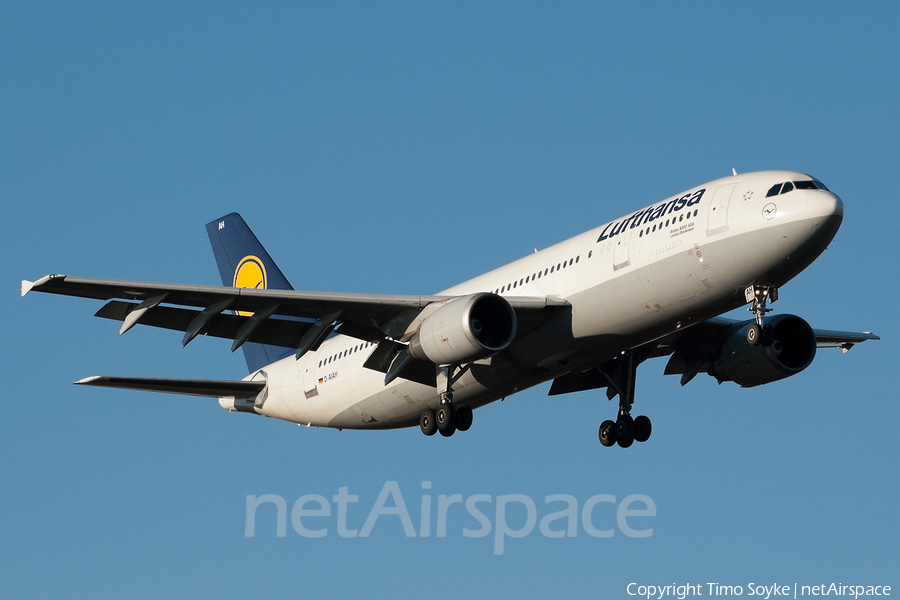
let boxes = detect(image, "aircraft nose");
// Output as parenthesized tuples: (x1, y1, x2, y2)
(807, 189, 844, 222)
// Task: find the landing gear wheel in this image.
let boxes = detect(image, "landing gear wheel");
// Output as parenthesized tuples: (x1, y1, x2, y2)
(761, 324, 775, 347)
(438, 422, 456, 437)
(599, 420, 617, 447)
(455, 406, 473, 432)
(419, 410, 437, 436)
(746, 323, 762, 346)
(616, 415, 635, 448)
(436, 404, 457, 431)
(633, 415, 652, 443)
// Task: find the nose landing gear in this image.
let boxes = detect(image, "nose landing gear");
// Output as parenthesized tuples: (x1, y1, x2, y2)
(745, 285, 778, 346)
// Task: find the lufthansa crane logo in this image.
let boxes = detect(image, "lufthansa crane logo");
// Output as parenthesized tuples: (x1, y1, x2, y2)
(233, 255, 267, 317)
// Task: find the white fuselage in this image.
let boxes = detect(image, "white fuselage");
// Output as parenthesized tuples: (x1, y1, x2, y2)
(226, 171, 843, 429)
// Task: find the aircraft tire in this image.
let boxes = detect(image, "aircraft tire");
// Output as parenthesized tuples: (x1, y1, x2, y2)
(436, 404, 457, 431)
(599, 420, 617, 447)
(761, 324, 775, 347)
(616, 415, 635, 448)
(746, 323, 762, 346)
(634, 415, 652, 443)
(456, 406, 473, 432)
(438, 422, 456, 437)
(617, 432, 634, 448)
(420, 410, 437, 436)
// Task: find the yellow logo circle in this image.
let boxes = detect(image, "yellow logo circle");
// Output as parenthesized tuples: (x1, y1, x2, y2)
(233, 256, 267, 316)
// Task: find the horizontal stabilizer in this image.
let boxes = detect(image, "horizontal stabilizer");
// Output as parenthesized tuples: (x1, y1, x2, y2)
(74, 376, 266, 398)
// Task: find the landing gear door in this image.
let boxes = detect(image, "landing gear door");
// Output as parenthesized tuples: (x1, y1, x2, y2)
(706, 183, 737, 236)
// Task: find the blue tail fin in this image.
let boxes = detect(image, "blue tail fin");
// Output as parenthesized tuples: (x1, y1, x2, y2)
(206, 213, 295, 372)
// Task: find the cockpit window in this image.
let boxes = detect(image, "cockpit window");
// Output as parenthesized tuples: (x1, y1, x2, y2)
(767, 179, 830, 197)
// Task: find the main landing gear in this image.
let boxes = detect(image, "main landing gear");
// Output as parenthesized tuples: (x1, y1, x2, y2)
(419, 404, 473, 437)
(597, 349, 653, 449)
(598, 414, 651, 448)
(744, 284, 778, 347)
(419, 365, 473, 438)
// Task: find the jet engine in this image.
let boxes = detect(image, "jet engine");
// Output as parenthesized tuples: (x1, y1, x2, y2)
(710, 314, 817, 387)
(408, 293, 516, 365)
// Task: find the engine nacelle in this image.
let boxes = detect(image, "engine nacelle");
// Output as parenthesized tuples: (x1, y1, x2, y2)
(711, 314, 817, 387)
(408, 293, 516, 365)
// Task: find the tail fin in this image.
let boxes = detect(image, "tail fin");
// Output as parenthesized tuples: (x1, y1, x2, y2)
(206, 213, 295, 372)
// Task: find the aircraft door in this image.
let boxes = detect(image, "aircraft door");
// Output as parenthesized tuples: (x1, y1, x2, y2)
(706, 183, 737, 235)
(303, 358, 319, 398)
(613, 228, 632, 270)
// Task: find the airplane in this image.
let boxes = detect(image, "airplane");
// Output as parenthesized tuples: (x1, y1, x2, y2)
(21, 170, 880, 448)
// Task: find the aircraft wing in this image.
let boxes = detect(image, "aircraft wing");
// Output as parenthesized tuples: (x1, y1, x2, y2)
(810, 328, 883, 351)
(656, 316, 881, 353)
(21, 274, 568, 357)
(549, 316, 879, 397)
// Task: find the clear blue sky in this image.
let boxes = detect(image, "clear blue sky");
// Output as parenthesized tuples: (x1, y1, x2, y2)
(2, 2, 897, 598)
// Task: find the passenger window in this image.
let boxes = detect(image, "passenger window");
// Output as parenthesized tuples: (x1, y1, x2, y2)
(781, 181, 794, 194)
(766, 183, 782, 197)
